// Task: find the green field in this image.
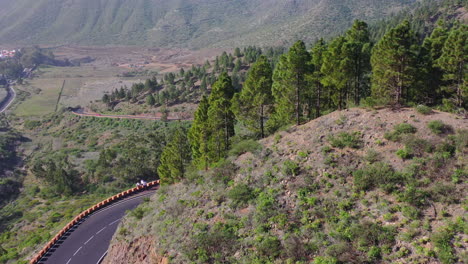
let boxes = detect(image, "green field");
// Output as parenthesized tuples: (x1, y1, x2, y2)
(13, 66, 156, 117)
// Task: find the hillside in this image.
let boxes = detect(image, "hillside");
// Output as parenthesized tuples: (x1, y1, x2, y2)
(0, 0, 417, 48)
(105, 108, 467, 264)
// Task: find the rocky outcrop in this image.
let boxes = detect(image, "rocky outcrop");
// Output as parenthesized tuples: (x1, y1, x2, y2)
(103, 236, 167, 264)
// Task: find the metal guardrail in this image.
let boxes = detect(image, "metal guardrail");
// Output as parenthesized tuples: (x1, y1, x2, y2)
(29, 180, 160, 264)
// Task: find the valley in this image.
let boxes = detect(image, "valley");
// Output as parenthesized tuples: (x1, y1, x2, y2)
(0, 0, 466, 264)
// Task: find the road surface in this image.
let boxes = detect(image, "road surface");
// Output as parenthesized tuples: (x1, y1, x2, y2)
(0, 83, 16, 113)
(72, 109, 192, 121)
(38, 190, 156, 264)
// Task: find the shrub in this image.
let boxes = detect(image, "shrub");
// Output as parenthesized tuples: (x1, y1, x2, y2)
(283, 160, 299, 176)
(353, 162, 400, 192)
(364, 149, 381, 163)
(398, 185, 429, 207)
(328, 132, 362, 149)
(228, 139, 262, 157)
(367, 246, 382, 261)
(431, 227, 456, 264)
(227, 184, 255, 208)
(416, 105, 432, 115)
(255, 235, 281, 257)
(403, 136, 433, 156)
(428, 120, 451, 135)
(385, 123, 417, 142)
(24, 120, 42, 130)
(313, 256, 338, 264)
(394, 123, 418, 134)
(396, 148, 412, 160)
(130, 207, 147, 219)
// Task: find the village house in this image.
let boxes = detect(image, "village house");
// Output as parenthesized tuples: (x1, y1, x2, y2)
(0, 49, 16, 59)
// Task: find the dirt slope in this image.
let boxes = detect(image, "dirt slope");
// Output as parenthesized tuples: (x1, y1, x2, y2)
(105, 108, 467, 264)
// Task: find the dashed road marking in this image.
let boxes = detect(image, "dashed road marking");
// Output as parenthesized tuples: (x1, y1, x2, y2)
(108, 218, 121, 226)
(73, 246, 82, 256)
(96, 227, 106, 235)
(66, 258, 72, 264)
(84, 235, 94, 245)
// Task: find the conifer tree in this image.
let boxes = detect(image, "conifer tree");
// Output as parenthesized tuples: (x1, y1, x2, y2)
(309, 39, 327, 118)
(270, 41, 311, 128)
(436, 24, 467, 108)
(146, 94, 156, 106)
(371, 20, 419, 106)
(200, 75, 207, 93)
(345, 20, 372, 105)
(420, 21, 449, 104)
(268, 55, 296, 131)
(321, 36, 352, 110)
(206, 72, 236, 160)
(289, 40, 312, 124)
(158, 128, 191, 184)
(188, 96, 210, 169)
(232, 55, 273, 138)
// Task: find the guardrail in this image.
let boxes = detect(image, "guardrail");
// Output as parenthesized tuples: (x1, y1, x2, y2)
(29, 180, 160, 264)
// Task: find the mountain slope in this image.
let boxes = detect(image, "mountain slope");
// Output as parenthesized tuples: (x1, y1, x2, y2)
(0, 0, 417, 48)
(105, 108, 468, 264)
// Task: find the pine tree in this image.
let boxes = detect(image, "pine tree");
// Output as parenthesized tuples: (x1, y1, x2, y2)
(234, 47, 242, 58)
(207, 97, 235, 161)
(146, 94, 156, 106)
(188, 96, 210, 169)
(420, 21, 449, 104)
(209, 72, 235, 102)
(232, 55, 273, 138)
(371, 20, 419, 107)
(436, 24, 467, 108)
(158, 128, 191, 184)
(321, 36, 352, 110)
(309, 39, 327, 118)
(268, 55, 296, 131)
(289, 41, 312, 125)
(345, 20, 372, 105)
(270, 41, 311, 129)
(200, 75, 207, 93)
(206, 72, 236, 160)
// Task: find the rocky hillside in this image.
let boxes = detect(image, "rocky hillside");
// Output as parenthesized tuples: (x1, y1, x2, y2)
(0, 0, 417, 48)
(105, 108, 467, 264)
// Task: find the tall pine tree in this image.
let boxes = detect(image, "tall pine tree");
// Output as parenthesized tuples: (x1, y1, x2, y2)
(188, 96, 210, 170)
(321, 36, 352, 110)
(232, 55, 273, 138)
(420, 21, 449, 104)
(270, 41, 311, 129)
(345, 20, 372, 105)
(436, 24, 467, 108)
(371, 20, 419, 106)
(158, 128, 191, 184)
(206, 72, 236, 162)
(309, 39, 327, 118)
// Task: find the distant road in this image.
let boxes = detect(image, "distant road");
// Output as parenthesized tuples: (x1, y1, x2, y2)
(0, 83, 16, 113)
(38, 189, 156, 264)
(72, 109, 192, 121)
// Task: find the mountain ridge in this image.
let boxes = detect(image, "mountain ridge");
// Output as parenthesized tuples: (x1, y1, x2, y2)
(0, 0, 417, 48)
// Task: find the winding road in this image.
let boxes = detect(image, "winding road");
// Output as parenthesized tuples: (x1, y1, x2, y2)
(0, 83, 16, 113)
(37, 189, 157, 264)
(72, 109, 192, 121)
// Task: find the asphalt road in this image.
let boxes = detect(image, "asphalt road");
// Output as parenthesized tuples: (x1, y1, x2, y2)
(72, 109, 192, 121)
(38, 190, 156, 264)
(0, 84, 16, 113)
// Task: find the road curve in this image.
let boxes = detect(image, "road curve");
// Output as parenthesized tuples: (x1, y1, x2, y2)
(0, 84, 16, 113)
(38, 190, 156, 264)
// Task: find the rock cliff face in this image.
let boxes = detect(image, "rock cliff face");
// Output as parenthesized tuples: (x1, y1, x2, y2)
(103, 236, 167, 264)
